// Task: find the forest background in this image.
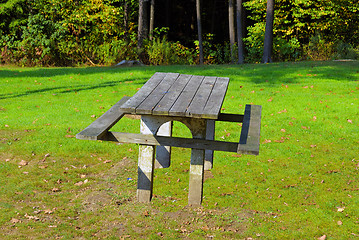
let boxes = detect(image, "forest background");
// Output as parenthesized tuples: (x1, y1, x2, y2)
(0, 0, 358, 67)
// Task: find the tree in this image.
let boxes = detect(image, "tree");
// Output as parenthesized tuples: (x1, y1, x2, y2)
(262, 0, 274, 63)
(236, 0, 244, 64)
(138, 0, 149, 49)
(228, 0, 235, 63)
(196, 0, 204, 64)
(149, 0, 155, 40)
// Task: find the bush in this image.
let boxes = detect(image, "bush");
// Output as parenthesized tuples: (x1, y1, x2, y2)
(145, 28, 195, 65)
(304, 34, 334, 61)
(243, 22, 265, 63)
(332, 41, 359, 60)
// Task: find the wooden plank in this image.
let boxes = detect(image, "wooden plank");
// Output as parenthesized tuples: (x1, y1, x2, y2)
(119, 72, 166, 113)
(152, 74, 192, 115)
(137, 145, 155, 203)
(237, 105, 262, 155)
(204, 120, 215, 170)
(168, 75, 205, 117)
(185, 76, 217, 118)
(104, 131, 239, 152)
(76, 96, 130, 140)
(202, 77, 230, 119)
(136, 73, 180, 114)
(217, 113, 244, 122)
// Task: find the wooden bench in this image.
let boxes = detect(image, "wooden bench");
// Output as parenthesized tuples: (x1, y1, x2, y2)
(77, 72, 262, 205)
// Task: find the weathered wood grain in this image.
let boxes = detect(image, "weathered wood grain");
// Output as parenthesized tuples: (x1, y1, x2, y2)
(201, 77, 229, 119)
(237, 104, 262, 155)
(136, 73, 180, 114)
(76, 96, 130, 140)
(152, 74, 192, 115)
(168, 75, 204, 117)
(119, 72, 166, 113)
(103, 131, 238, 152)
(185, 76, 216, 118)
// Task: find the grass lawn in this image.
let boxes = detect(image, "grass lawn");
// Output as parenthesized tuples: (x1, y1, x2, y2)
(0, 61, 358, 239)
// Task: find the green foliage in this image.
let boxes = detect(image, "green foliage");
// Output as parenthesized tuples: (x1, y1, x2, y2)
(333, 41, 359, 60)
(194, 34, 236, 64)
(18, 13, 67, 66)
(146, 27, 195, 65)
(243, 22, 265, 63)
(0, 0, 139, 66)
(146, 37, 195, 65)
(243, 0, 359, 62)
(0, 0, 358, 65)
(304, 34, 334, 61)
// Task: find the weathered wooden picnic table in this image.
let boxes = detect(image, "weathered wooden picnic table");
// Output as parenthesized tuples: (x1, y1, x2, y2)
(77, 72, 262, 205)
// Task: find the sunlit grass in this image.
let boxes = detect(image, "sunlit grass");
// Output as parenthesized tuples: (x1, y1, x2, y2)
(0, 61, 358, 239)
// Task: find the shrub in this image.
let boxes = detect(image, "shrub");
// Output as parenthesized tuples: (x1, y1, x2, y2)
(304, 34, 334, 61)
(146, 28, 195, 65)
(332, 41, 359, 60)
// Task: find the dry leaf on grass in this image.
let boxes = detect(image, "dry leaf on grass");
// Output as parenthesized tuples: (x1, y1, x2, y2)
(10, 218, 20, 224)
(19, 160, 28, 166)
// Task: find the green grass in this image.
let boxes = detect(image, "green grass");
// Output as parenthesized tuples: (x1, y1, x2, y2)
(0, 61, 358, 239)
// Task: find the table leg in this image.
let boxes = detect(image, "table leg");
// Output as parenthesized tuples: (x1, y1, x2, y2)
(187, 118, 207, 206)
(188, 149, 205, 205)
(205, 120, 215, 170)
(155, 121, 172, 169)
(137, 144, 155, 203)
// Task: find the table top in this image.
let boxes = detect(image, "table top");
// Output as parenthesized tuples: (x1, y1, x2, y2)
(119, 72, 229, 119)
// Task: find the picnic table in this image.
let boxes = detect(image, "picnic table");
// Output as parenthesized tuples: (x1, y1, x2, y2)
(77, 72, 262, 205)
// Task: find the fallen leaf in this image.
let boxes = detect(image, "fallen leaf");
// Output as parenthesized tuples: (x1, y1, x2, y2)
(263, 139, 272, 144)
(10, 218, 20, 224)
(144, 210, 150, 217)
(281, 129, 286, 132)
(24, 214, 40, 221)
(52, 187, 60, 192)
(74, 181, 83, 186)
(318, 235, 326, 240)
(337, 221, 343, 225)
(44, 209, 54, 214)
(19, 160, 28, 166)
(337, 207, 345, 212)
(347, 119, 352, 124)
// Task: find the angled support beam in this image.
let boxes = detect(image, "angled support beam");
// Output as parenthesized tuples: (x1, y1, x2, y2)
(76, 96, 130, 140)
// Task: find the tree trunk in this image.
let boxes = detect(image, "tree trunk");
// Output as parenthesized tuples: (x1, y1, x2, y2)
(228, 0, 235, 64)
(138, 0, 149, 49)
(196, 0, 204, 65)
(149, 0, 155, 40)
(236, 0, 244, 64)
(123, 0, 128, 40)
(262, 0, 275, 63)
